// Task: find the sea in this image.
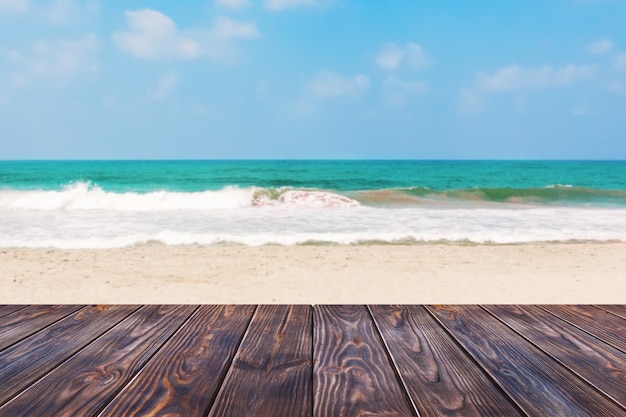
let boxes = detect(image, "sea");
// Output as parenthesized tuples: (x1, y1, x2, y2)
(1, 160, 625, 248)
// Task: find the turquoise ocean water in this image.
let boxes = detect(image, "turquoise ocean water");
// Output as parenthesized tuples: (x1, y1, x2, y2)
(1, 160, 625, 247)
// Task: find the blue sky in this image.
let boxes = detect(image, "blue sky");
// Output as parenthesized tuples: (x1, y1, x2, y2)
(1, 0, 625, 159)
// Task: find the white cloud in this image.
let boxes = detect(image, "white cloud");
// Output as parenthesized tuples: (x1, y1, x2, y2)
(458, 88, 481, 114)
(587, 39, 614, 55)
(382, 75, 427, 106)
(475, 64, 595, 92)
(607, 80, 626, 94)
(213, 16, 258, 39)
(216, 0, 250, 9)
(147, 71, 179, 100)
(613, 53, 626, 72)
(0, 0, 28, 13)
(113, 9, 201, 59)
(46, 0, 99, 23)
(459, 63, 597, 113)
(113, 9, 258, 60)
(265, 0, 319, 11)
(0, 0, 98, 21)
(377, 44, 403, 70)
(7, 33, 98, 86)
(307, 71, 370, 97)
(377, 43, 431, 71)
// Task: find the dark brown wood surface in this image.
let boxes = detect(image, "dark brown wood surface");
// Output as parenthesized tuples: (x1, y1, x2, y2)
(598, 305, 626, 319)
(540, 305, 626, 353)
(313, 305, 415, 417)
(0, 305, 138, 406)
(100, 305, 255, 417)
(0, 306, 26, 319)
(0, 304, 624, 417)
(0, 305, 82, 351)
(428, 305, 626, 417)
(209, 305, 313, 417)
(0, 305, 196, 417)
(484, 305, 626, 407)
(370, 305, 523, 417)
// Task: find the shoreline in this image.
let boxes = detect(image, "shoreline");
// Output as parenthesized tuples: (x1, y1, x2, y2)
(2, 242, 625, 304)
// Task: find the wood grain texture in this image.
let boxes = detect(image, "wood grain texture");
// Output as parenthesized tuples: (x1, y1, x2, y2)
(0, 305, 138, 407)
(484, 305, 626, 407)
(427, 305, 626, 417)
(0, 305, 82, 351)
(370, 305, 523, 417)
(208, 305, 312, 417)
(313, 305, 415, 417)
(0, 306, 27, 319)
(598, 305, 626, 320)
(0, 305, 195, 417)
(100, 305, 255, 417)
(540, 305, 626, 353)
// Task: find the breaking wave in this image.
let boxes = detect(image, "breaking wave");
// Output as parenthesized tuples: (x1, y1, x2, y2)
(0, 182, 360, 211)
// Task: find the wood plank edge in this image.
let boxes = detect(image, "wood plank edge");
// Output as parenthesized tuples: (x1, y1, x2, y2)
(366, 305, 420, 417)
(203, 305, 260, 417)
(480, 306, 626, 412)
(0, 305, 142, 409)
(0, 305, 85, 354)
(423, 305, 531, 417)
(536, 305, 626, 355)
(594, 305, 626, 320)
(93, 305, 202, 417)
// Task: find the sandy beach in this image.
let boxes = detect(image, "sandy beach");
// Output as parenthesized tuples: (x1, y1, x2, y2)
(2, 243, 624, 304)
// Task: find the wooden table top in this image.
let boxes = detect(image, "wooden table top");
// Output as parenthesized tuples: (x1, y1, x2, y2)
(0, 305, 624, 416)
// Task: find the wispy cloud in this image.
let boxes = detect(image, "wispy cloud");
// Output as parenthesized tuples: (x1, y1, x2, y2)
(264, 0, 320, 12)
(0, 0, 99, 21)
(6, 33, 98, 87)
(377, 43, 431, 71)
(475, 64, 595, 91)
(0, 0, 29, 13)
(215, 0, 250, 9)
(45, 0, 99, 23)
(614, 53, 626, 72)
(459, 62, 596, 113)
(307, 71, 370, 97)
(382, 75, 427, 106)
(113, 9, 258, 60)
(147, 71, 180, 100)
(586, 39, 614, 55)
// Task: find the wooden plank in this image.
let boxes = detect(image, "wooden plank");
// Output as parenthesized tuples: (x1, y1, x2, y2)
(427, 305, 626, 417)
(370, 305, 523, 417)
(313, 305, 415, 417)
(0, 305, 82, 351)
(0, 305, 138, 407)
(540, 305, 626, 353)
(484, 305, 626, 407)
(0, 306, 27, 319)
(208, 305, 312, 417)
(0, 305, 196, 417)
(100, 305, 255, 417)
(597, 305, 626, 320)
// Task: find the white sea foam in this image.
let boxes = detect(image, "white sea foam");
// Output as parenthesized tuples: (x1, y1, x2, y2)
(1, 201, 625, 248)
(545, 184, 574, 188)
(0, 182, 256, 211)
